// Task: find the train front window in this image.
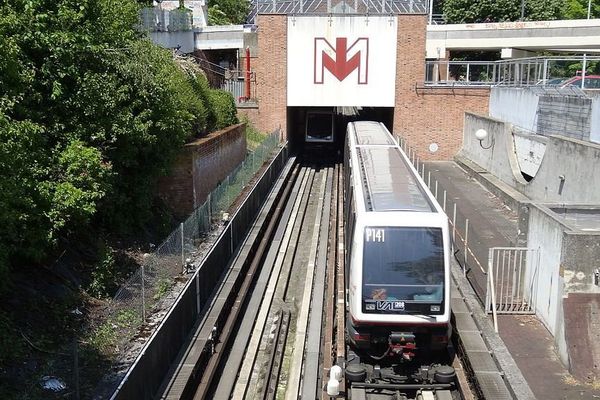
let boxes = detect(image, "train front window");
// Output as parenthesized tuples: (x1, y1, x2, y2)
(362, 227, 444, 313)
(305, 112, 334, 142)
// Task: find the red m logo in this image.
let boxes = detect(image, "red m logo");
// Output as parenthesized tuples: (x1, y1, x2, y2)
(314, 37, 369, 84)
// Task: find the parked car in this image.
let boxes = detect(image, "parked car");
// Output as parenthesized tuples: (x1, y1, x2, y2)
(546, 78, 567, 85)
(561, 75, 600, 89)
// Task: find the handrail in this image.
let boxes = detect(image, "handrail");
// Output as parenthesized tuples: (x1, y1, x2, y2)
(487, 248, 499, 333)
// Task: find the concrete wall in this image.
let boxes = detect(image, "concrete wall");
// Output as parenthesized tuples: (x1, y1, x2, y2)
(526, 206, 564, 337)
(158, 124, 247, 217)
(526, 204, 600, 380)
(591, 97, 600, 143)
(490, 87, 539, 132)
(461, 113, 600, 204)
(537, 95, 592, 141)
(149, 31, 195, 53)
(461, 113, 528, 186)
(513, 130, 546, 178)
(490, 86, 600, 144)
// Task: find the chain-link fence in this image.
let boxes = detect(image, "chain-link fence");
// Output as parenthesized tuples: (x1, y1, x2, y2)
(106, 129, 281, 353)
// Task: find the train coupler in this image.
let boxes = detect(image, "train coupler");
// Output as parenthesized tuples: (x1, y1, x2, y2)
(389, 332, 417, 360)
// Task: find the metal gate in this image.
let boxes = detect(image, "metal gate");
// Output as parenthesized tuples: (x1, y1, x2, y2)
(485, 247, 539, 317)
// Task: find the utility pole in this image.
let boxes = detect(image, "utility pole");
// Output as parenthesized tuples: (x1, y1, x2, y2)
(428, 0, 434, 25)
(520, 0, 525, 20)
(582, 0, 592, 89)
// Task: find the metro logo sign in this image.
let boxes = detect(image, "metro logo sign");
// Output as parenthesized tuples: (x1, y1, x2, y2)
(287, 15, 397, 107)
(314, 37, 369, 84)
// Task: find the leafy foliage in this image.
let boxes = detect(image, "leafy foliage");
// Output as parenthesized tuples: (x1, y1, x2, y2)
(207, 89, 239, 131)
(207, 0, 250, 25)
(442, 0, 564, 23)
(0, 0, 238, 290)
(562, 0, 600, 19)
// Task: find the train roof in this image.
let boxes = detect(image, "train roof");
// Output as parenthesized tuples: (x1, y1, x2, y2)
(350, 122, 435, 213)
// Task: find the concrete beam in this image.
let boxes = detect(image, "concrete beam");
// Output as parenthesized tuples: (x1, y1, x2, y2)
(427, 19, 600, 58)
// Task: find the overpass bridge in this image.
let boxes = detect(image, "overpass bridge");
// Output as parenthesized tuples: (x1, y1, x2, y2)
(427, 18, 600, 59)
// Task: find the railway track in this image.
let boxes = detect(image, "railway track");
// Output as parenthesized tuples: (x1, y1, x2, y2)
(158, 159, 486, 400)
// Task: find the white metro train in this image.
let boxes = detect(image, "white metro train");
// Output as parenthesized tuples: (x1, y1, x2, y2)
(344, 121, 451, 361)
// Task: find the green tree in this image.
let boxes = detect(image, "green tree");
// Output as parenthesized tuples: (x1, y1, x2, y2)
(0, 0, 237, 288)
(562, 0, 600, 18)
(207, 0, 250, 25)
(442, 0, 563, 23)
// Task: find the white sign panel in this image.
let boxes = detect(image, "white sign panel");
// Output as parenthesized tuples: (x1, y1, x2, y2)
(287, 16, 398, 107)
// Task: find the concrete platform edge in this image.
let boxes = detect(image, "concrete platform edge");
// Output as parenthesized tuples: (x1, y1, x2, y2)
(451, 259, 537, 400)
(454, 155, 531, 246)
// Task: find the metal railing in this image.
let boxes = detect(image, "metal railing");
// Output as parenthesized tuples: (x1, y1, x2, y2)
(485, 247, 539, 314)
(425, 56, 600, 87)
(192, 57, 257, 103)
(222, 71, 258, 103)
(248, 0, 428, 22)
(139, 7, 193, 32)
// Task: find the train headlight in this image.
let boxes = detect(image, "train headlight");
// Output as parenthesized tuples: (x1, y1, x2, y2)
(430, 305, 441, 312)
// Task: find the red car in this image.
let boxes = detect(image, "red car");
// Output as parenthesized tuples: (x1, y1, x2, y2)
(561, 75, 600, 89)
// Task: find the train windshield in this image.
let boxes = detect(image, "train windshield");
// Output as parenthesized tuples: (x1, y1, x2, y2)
(362, 227, 444, 310)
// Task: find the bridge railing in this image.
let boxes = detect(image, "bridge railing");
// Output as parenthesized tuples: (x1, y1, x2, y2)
(248, 0, 428, 23)
(139, 7, 193, 32)
(425, 55, 600, 87)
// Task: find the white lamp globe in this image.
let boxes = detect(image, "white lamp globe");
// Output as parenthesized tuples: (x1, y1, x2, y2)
(475, 129, 488, 140)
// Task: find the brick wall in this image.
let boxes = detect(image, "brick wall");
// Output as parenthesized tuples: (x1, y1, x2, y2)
(246, 14, 287, 137)
(158, 124, 247, 217)
(394, 15, 489, 161)
(244, 14, 490, 158)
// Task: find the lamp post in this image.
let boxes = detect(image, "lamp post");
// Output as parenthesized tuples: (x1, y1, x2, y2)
(520, 0, 525, 20)
(428, 0, 434, 25)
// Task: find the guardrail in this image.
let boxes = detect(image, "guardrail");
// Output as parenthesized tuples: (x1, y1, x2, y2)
(425, 56, 600, 87)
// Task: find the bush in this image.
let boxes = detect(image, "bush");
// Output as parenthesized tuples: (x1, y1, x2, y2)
(87, 246, 119, 299)
(207, 89, 239, 131)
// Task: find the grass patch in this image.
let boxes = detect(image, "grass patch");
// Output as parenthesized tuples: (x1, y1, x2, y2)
(242, 116, 267, 151)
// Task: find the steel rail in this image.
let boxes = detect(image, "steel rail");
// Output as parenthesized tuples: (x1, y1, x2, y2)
(285, 169, 329, 400)
(302, 166, 334, 399)
(260, 309, 290, 400)
(321, 164, 340, 398)
(192, 164, 300, 400)
(226, 167, 311, 399)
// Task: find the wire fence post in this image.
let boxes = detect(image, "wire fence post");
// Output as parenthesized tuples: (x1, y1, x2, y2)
(464, 219, 469, 276)
(180, 222, 185, 274)
(435, 180, 438, 199)
(421, 163, 425, 179)
(227, 175, 231, 209)
(73, 338, 80, 400)
(207, 193, 212, 228)
(141, 265, 146, 321)
(428, 171, 431, 188)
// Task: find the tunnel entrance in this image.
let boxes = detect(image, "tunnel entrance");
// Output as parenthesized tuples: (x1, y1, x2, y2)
(286, 106, 394, 155)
